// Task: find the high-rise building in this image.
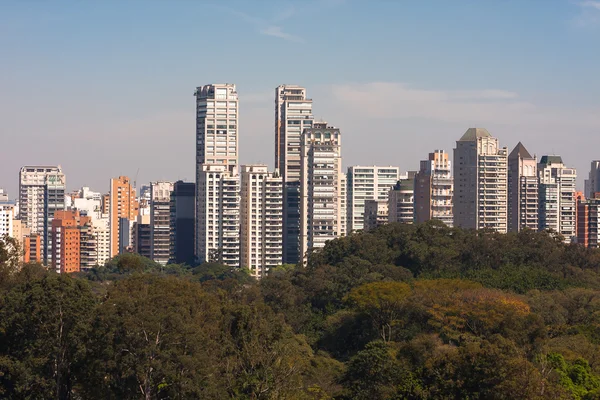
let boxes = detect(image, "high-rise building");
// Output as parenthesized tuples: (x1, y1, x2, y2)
(300, 122, 344, 260)
(132, 213, 152, 259)
(195, 84, 240, 267)
(507, 143, 538, 232)
(388, 175, 415, 224)
(19, 166, 66, 265)
(453, 128, 508, 233)
(149, 181, 174, 265)
(101, 194, 110, 215)
(414, 150, 453, 226)
(538, 155, 577, 242)
(195, 84, 239, 171)
(347, 166, 401, 232)
(51, 210, 92, 273)
(586, 161, 600, 199)
(196, 165, 240, 266)
(240, 165, 284, 278)
(275, 85, 315, 265)
(170, 181, 196, 265)
(275, 85, 314, 181)
(92, 216, 110, 266)
(577, 193, 600, 248)
(363, 200, 389, 231)
(0, 204, 15, 238)
(109, 176, 139, 258)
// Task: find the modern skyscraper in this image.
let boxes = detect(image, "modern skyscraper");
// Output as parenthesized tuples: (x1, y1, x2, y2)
(240, 165, 284, 278)
(150, 181, 174, 265)
(363, 200, 389, 231)
(414, 150, 453, 226)
(195, 84, 240, 266)
(275, 85, 315, 264)
(347, 166, 401, 232)
(170, 181, 196, 265)
(109, 176, 139, 258)
(388, 175, 415, 224)
(196, 165, 240, 266)
(19, 166, 66, 265)
(508, 142, 538, 232)
(453, 128, 508, 233)
(275, 85, 314, 181)
(300, 122, 344, 260)
(538, 155, 577, 242)
(195, 84, 239, 171)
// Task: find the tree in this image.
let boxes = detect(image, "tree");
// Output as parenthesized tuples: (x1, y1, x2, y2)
(341, 341, 408, 400)
(0, 274, 95, 399)
(82, 275, 226, 399)
(346, 281, 411, 342)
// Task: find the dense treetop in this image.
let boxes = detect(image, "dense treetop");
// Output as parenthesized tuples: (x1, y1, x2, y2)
(2, 221, 600, 399)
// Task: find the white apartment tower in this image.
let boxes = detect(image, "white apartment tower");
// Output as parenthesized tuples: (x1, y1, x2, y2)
(300, 122, 344, 260)
(195, 84, 239, 171)
(0, 204, 15, 238)
(19, 166, 66, 265)
(414, 150, 453, 227)
(195, 84, 240, 266)
(508, 142, 539, 232)
(240, 165, 284, 278)
(275, 85, 315, 264)
(347, 166, 401, 232)
(538, 156, 577, 242)
(196, 165, 240, 267)
(453, 128, 508, 233)
(150, 181, 174, 265)
(275, 85, 314, 181)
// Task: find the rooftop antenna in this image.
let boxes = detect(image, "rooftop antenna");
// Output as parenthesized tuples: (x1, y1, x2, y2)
(134, 168, 140, 190)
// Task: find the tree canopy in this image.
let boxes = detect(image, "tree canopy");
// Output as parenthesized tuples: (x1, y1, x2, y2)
(3, 221, 600, 398)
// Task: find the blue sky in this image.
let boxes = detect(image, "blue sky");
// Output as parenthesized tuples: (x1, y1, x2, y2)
(1, 0, 599, 195)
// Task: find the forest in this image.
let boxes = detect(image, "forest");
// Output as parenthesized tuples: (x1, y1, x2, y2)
(3, 221, 600, 399)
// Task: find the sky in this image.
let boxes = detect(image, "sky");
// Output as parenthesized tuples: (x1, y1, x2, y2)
(1, 0, 599, 197)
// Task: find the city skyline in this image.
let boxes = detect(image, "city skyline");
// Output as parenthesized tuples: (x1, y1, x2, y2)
(2, 1, 600, 196)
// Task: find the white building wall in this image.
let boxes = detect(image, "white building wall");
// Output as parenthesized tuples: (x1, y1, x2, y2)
(347, 166, 400, 232)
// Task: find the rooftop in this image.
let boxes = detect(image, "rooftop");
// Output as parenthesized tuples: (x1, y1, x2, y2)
(458, 128, 492, 141)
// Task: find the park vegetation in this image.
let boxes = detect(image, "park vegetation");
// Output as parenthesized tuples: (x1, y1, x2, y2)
(3, 221, 600, 398)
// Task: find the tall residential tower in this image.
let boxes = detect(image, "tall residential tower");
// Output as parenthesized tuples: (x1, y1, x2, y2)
(538, 156, 577, 242)
(347, 166, 401, 232)
(453, 128, 508, 233)
(300, 122, 344, 260)
(19, 166, 66, 266)
(507, 142, 538, 232)
(414, 150, 453, 226)
(275, 85, 314, 264)
(195, 84, 240, 265)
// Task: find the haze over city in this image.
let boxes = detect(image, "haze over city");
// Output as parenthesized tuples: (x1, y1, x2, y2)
(2, 0, 599, 195)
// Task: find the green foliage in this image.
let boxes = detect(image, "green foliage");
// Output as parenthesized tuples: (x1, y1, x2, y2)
(4, 223, 600, 398)
(0, 274, 95, 399)
(548, 353, 600, 399)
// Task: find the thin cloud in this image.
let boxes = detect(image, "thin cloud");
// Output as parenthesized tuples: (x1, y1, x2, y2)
(327, 82, 600, 128)
(217, 5, 303, 43)
(573, 1, 600, 27)
(259, 26, 304, 43)
(580, 1, 600, 10)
